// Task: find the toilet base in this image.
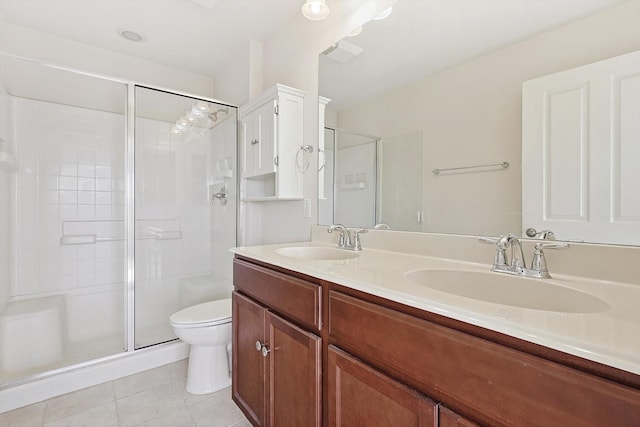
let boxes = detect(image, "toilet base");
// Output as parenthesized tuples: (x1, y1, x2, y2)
(186, 343, 231, 395)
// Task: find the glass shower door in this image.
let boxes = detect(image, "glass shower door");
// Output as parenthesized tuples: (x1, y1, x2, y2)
(134, 87, 236, 349)
(0, 55, 127, 383)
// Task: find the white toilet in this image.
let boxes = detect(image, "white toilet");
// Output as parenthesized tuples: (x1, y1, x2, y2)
(169, 298, 232, 395)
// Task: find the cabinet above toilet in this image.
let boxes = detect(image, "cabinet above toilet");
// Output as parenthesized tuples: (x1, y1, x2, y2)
(239, 84, 305, 201)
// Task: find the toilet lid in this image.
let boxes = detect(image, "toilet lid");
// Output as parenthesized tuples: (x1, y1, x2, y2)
(170, 298, 232, 327)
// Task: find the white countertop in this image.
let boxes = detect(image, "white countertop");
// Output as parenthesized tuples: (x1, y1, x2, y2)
(232, 241, 640, 376)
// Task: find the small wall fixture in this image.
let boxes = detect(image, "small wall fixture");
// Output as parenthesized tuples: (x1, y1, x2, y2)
(302, 0, 330, 20)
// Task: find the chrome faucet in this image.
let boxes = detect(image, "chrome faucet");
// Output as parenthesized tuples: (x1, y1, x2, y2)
(480, 234, 569, 279)
(328, 225, 367, 251)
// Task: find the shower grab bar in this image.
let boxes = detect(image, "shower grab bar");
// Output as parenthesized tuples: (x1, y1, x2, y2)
(432, 161, 509, 175)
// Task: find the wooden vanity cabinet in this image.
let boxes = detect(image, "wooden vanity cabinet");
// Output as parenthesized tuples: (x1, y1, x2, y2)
(328, 290, 640, 426)
(328, 345, 438, 426)
(232, 259, 322, 427)
(438, 407, 479, 427)
(233, 257, 640, 427)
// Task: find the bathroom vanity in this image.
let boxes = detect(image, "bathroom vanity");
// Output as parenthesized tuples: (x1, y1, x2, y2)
(231, 234, 640, 426)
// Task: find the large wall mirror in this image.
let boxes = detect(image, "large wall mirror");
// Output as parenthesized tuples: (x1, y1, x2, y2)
(318, 0, 640, 246)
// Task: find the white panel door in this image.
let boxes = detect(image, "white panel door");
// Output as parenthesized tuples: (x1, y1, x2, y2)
(523, 50, 640, 245)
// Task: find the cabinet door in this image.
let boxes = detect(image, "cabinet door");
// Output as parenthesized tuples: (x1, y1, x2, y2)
(253, 100, 277, 177)
(241, 100, 277, 178)
(232, 292, 267, 426)
(241, 109, 258, 178)
(265, 311, 321, 427)
(328, 345, 437, 427)
(439, 406, 479, 427)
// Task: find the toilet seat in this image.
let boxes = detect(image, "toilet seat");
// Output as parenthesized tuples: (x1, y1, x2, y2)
(169, 298, 232, 329)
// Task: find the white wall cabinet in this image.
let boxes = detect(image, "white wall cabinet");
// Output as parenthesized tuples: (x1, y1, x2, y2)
(242, 99, 277, 179)
(239, 84, 305, 201)
(522, 50, 640, 245)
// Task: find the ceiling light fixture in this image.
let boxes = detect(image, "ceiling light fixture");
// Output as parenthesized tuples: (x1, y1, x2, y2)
(302, 0, 330, 21)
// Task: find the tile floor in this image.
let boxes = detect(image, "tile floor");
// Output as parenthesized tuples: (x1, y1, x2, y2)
(0, 360, 251, 427)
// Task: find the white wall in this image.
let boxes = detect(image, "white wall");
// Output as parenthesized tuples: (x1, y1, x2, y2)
(336, 1, 640, 236)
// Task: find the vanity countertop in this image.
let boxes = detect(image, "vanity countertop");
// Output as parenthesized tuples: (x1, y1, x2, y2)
(231, 241, 640, 376)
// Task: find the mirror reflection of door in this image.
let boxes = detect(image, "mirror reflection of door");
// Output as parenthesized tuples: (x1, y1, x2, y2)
(318, 128, 335, 225)
(377, 131, 423, 232)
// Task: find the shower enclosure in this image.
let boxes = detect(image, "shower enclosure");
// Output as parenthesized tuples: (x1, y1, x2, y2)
(0, 55, 237, 387)
(319, 127, 422, 231)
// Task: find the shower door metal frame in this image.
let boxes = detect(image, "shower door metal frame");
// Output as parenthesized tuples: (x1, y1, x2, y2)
(125, 83, 136, 352)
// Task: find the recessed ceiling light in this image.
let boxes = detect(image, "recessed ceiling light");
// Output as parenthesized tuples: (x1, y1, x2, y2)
(118, 29, 145, 42)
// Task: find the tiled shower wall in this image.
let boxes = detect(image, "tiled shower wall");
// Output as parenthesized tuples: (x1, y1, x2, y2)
(12, 96, 126, 343)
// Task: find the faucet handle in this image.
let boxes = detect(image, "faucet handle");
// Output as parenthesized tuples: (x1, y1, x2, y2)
(479, 235, 513, 249)
(328, 224, 348, 248)
(530, 242, 569, 278)
(478, 236, 500, 245)
(535, 242, 569, 250)
(479, 236, 509, 269)
(351, 228, 367, 251)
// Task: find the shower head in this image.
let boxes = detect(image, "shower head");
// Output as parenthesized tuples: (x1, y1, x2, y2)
(208, 107, 229, 122)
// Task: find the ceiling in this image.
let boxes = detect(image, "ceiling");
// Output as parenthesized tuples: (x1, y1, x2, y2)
(0, 0, 304, 76)
(319, 0, 625, 111)
(0, 0, 627, 111)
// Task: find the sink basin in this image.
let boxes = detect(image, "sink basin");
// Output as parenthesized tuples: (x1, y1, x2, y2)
(275, 246, 359, 261)
(405, 269, 608, 313)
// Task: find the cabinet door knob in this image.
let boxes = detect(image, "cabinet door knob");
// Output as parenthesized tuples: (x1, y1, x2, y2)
(261, 345, 271, 357)
(255, 340, 263, 351)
